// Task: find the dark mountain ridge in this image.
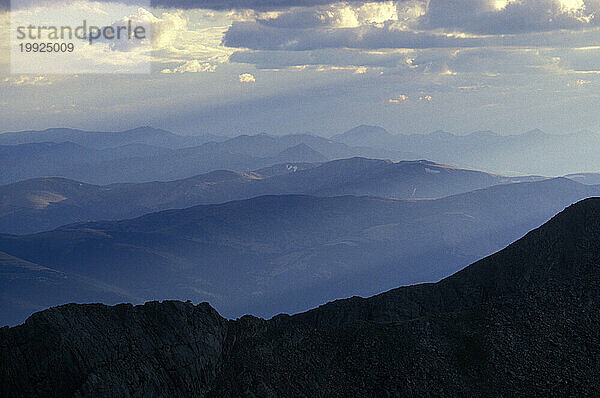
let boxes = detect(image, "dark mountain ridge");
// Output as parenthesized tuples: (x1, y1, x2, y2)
(2, 198, 600, 396)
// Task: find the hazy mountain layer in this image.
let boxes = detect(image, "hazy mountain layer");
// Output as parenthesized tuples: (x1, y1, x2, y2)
(0, 177, 596, 326)
(0, 141, 315, 185)
(2, 198, 600, 396)
(331, 125, 600, 175)
(0, 130, 414, 185)
(4, 125, 600, 181)
(0, 127, 226, 149)
(0, 158, 530, 235)
(0, 251, 135, 327)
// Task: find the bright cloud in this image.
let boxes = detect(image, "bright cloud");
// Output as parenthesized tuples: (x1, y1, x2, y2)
(3, 75, 51, 86)
(161, 60, 217, 73)
(572, 78, 591, 86)
(389, 94, 408, 103)
(239, 73, 256, 82)
(558, 0, 585, 12)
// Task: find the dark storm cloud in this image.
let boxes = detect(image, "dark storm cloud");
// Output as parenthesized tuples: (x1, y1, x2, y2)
(219, 0, 600, 54)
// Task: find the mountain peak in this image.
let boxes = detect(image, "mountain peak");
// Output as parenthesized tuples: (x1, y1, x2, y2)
(275, 143, 327, 162)
(351, 124, 391, 132)
(122, 126, 176, 135)
(332, 125, 396, 147)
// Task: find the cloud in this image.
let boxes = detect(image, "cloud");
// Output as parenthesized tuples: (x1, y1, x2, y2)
(223, 21, 487, 51)
(239, 72, 256, 82)
(230, 45, 584, 79)
(220, 0, 600, 56)
(161, 59, 217, 72)
(571, 78, 591, 86)
(410, 48, 562, 75)
(149, 0, 392, 11)
(0, 0, 395, 12)
(3, 76, 51, 86)
(111, 8, 232, 71)
(256, 1, 398, 28)
(3, 0, 598, 38)
(220, 0, 600, 76)
(420, 0, 596, 34)
(220, 1, 600, 52)
(229, 48, 410, 69)
(388, 94, 408, 103)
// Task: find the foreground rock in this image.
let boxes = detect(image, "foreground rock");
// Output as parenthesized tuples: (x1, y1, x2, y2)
(2, 198, 600, 397)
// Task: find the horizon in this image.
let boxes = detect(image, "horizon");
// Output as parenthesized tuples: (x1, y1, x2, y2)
(0, 123, 596, 138)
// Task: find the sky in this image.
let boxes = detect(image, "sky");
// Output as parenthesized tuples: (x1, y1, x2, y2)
(1, 0, 600, 136)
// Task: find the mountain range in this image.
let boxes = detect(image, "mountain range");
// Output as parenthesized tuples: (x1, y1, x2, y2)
(0, 177, 596, 326)
(331, 125, 600, 175)
(3, 125, 600, 183)
(2, 197, 600, 396)
(0, 129, 412, 185)
(0, 127, 226, 149)
(0, 157, 543, 235)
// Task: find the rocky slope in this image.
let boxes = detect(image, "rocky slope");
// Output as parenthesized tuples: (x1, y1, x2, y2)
(2, 198, 600, 396)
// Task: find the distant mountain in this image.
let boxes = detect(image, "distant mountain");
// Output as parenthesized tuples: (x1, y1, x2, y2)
(331, 124, 398, 148)
(0, 142, 179, 184)
(0, 132, 414, 185)
(201, 133, 412, 161)
(0, 127, 227, 149)
(331, 126, 600, 175)
(0, 177, 596, 325)
(0, 158, 543, 234)
(3, 198, 600, 396)
(0, 141, 259, 185)
(5, 125, 600, 180)
(271, 143, 328, 163)
(564, 172, 600, 185)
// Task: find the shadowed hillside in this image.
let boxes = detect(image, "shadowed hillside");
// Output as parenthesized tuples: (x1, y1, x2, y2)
(0, 177, 597, 326)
